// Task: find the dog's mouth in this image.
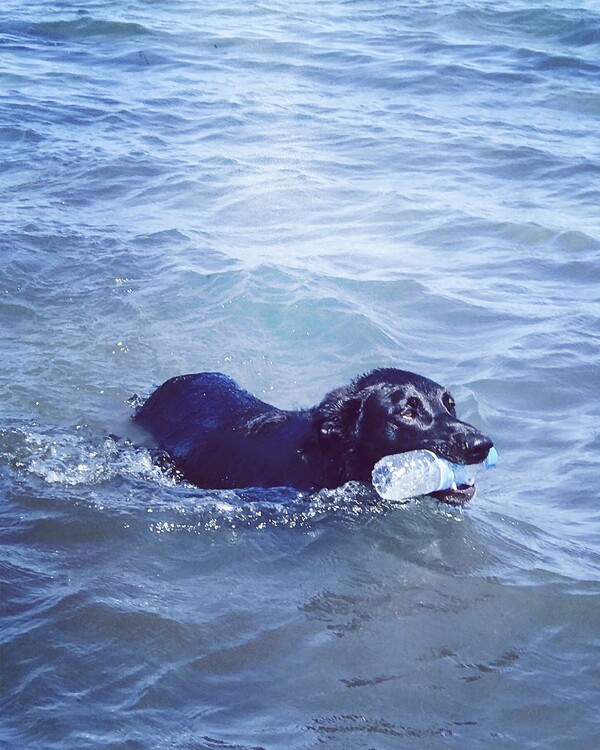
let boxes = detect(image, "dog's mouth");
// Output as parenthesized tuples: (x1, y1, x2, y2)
(430, 482, 476, 506)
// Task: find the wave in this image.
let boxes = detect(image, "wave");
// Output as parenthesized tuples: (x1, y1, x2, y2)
(0, 421, 404, 532)
(28, 16, 152, 41)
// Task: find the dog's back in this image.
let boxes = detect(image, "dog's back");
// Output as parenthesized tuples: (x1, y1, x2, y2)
(133, 372, 313, 489)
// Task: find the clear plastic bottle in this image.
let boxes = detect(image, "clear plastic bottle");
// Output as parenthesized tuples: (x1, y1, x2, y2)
(372, 447, 498, 501)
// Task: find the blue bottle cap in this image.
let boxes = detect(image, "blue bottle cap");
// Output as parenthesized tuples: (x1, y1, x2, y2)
(484, 446, 498, 468)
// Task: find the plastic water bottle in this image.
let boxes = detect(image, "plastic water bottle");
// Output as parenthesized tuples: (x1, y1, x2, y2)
(372, 447, 498, 501)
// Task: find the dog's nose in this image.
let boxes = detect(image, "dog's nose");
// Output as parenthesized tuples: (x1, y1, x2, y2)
(464, 434, 494, 464)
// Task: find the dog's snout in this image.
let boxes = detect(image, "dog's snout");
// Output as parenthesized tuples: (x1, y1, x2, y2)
(463, 434, 494, 464)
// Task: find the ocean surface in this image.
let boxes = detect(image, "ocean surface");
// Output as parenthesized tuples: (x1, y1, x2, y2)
(1, 1, 600, 748)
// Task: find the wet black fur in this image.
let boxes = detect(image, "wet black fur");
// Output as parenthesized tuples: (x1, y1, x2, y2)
(132, 369, 493, 492)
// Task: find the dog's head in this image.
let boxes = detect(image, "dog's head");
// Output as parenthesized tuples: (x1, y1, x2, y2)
(314, 368, 494, 504)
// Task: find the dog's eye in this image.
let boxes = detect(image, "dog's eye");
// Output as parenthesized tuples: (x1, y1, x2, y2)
(442, 392, 456, 413)
(400, 397, 421, 420)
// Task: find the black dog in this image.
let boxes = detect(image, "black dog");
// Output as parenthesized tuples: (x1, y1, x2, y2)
(133, 369, 493, 503)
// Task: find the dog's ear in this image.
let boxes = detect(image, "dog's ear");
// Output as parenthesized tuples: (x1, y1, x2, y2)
(315, 395, 365, 449)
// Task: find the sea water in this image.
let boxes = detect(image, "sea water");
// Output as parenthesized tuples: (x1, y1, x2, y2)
(1, 1, 600, 748)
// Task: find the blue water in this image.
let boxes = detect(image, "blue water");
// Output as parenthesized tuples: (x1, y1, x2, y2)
(2, 1, 600, 747)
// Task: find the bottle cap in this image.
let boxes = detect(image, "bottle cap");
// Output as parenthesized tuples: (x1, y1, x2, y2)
(484, 446, 498, 468)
